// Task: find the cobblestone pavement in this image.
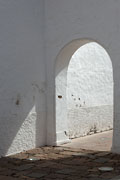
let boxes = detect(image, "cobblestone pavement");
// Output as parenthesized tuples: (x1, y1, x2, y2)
(0, 146, 120, 180)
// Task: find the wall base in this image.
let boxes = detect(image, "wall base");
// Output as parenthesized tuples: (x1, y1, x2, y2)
(111, 146, 120, 154)
(55, 131, 71, 145)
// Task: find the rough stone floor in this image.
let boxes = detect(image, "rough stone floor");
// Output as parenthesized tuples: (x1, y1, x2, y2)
(0, 130, 120, 180)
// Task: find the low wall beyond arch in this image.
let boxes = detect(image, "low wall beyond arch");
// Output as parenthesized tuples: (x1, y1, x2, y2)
(67, 42, 113, 138)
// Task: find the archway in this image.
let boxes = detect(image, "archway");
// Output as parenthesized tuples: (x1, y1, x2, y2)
(55, 39, 113, 150)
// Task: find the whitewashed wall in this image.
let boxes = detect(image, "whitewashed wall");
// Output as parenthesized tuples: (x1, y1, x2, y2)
(45, 0, 120, 153)
(67, 42, 113, 138)
(0, 0, 46, 156)
(1, 0, 120, 156)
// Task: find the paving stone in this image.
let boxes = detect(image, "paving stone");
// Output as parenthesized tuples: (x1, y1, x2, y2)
(0, 145, 120, 180)
(72, 152, 88, 157)
(56, 169, 76, 175)
(60, 151, 75, 156)
(89, 178, 109, 180)
(27, 157, 40, 161)
(87, 154, 96, 159)
(0, 169, 17, 176)
(26, 172, 47, 178)
(72, 152, 96, 160)
(111, 175, 120, 180)
(96, 152, 111, 157)
(88, 174, 99, 178)
(94, 157, 109, 163)
(0, 176, 20, 180)
(100, 172, 115, 179)
(98, 167, 114, 172)
(14, 164, 34, 171)
(88, 168, 98, 172)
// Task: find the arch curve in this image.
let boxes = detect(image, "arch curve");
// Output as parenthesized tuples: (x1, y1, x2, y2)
(55, 38, 113, 146)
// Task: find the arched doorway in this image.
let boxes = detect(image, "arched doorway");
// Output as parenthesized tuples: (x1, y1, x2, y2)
(55, 39, 113, 150)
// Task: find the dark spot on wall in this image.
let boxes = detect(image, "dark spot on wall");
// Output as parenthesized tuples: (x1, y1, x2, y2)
(71, 94, 74, 96)
(15, 94, 20, 105)
(76, 104, 78, 107)
(79, 104, 82, 107)
(88, 125, 97, 135)
(64, 131, 68, 136)
(78, 98, 80, 100)
(58, 95, 62, 99)
(74, 98, 76, 101)
(83, 101, 85, 105)
(32, 82, 45, 94)
(16, 99, 20, 105)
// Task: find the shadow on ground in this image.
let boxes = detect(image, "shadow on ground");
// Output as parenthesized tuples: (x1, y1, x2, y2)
(0, 146, 120, 180)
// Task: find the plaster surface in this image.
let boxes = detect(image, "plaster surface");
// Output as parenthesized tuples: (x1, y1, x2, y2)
(67, 42, 113, 138)
(45, 0, 120, 152)
(0, 0, 46, 156)
(1, 0, 120, 156)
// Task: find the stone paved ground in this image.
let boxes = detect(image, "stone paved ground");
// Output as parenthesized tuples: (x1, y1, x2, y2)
(0, 146, 120, 180)
(0, 130, 120, 180)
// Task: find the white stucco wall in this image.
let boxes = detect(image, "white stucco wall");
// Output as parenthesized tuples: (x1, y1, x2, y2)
(1, 0, 120, 156)
(67, 42, 113, 138)
(45, 0, 120, 153)
(0, 0, 46, 156)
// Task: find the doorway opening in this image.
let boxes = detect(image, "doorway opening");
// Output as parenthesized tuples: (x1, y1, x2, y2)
(55, 39, 113, 151)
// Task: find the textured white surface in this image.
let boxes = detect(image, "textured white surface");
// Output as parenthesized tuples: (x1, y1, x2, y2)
(1, 0, 120, 156)
(68, 105, 113, 138)
(45, 0, 120, 152)
(0, 0, 46, 156)
(67, 42, 113, 138)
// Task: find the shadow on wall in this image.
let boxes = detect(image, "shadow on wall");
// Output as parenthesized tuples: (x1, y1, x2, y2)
(0, 0, 46, 156)
(0, 81, 46, 156)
